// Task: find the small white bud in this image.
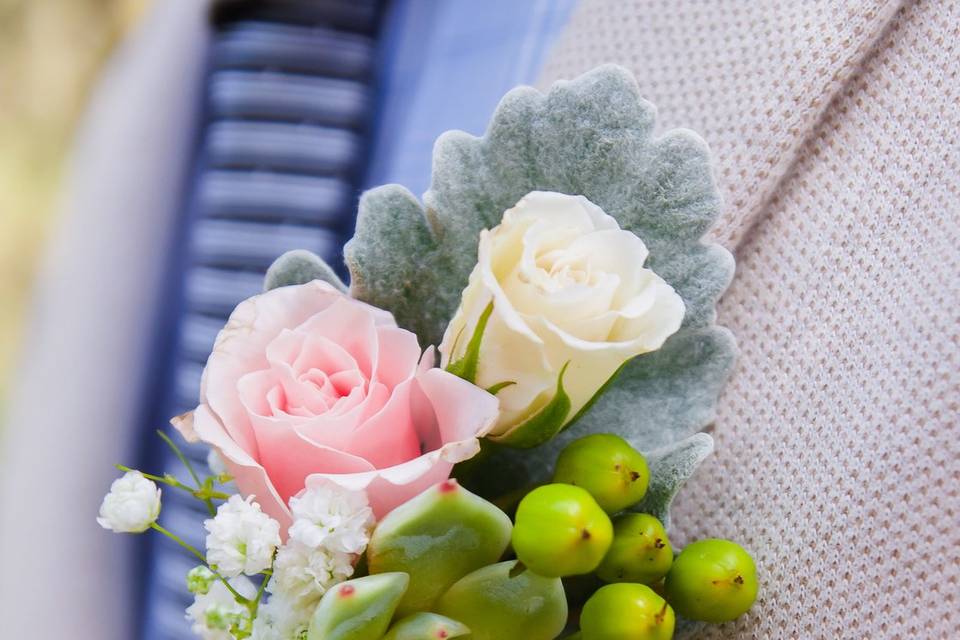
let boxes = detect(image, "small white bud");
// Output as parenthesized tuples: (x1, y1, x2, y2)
(187, 565, 217, 595)
(97, 471, 162, 533)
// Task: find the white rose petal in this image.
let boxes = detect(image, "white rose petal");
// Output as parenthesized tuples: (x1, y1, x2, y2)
(440, 191, 686, 437)
(97, 471, 162, 533)
(287, 479, 374, 554)
(186, 576, 256, 640)
(205, 495, 281, 577)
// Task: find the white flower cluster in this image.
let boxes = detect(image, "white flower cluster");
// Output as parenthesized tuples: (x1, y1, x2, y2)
(186, 576, 256, 640)
(97, 471, 162, 533)
(254, 480, 375, 639)
(205, 495, 282, 577)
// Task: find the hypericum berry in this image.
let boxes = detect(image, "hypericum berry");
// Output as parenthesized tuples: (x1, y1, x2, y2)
(596, 513, 673, 584)
(664, 539, 758, 623)
(580, 583, 674, 640)
(512, 484, 613, 577)
(552, 434, 649, 513)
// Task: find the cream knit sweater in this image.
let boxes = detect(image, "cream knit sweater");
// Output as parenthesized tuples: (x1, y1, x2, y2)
(540, 1, 958, 638)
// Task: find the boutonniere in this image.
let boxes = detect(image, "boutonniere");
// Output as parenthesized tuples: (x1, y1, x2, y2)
(98, 65, 756, 640)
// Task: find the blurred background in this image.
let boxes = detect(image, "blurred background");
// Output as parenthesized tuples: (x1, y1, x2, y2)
(0, 0, 148, 413)
(0, 1, 576, 638)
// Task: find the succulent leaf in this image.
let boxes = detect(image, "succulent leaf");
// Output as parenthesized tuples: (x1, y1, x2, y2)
(306, 572, 408, 640)
(366, 480, 512, 616)
(381, 613, 470, 640)
(435, 560, 567, 640)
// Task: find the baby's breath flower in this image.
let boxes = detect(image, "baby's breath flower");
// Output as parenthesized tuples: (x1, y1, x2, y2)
(250, 594, 310, 640)
(288, 480, 374, 554)
(268, 541, 354, 610)
(205, 495, 281, 577)
(187, 565, 217, 595)
(97, 471, 162, 533)
(185, 576, 256, 640)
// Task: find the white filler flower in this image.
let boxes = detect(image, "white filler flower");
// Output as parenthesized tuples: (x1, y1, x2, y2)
(97, 471, 162, 533)
(269, 541, 354, 610)
(250, 594, 310, 640)
(205, 495, 281, 577)
(186, 576, 256, 640)
(269, 481, 374, 609)
(288, 480, 374, 554)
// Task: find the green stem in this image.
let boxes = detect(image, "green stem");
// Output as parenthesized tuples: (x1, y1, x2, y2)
(157, 429, 217, 516)
(248, 568, 272, 617)
(149, 523, 249, 604)
(116, 465, 231, 501)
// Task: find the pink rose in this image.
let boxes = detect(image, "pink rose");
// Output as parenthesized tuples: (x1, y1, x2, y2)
(172, 281, 498, 528)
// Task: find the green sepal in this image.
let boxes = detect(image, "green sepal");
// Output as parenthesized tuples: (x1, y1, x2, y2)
(435, 560, 568, 640)
(490, 362, 571, 448)
(366, 480, 513, 617)
(446, 301, 494, 383)
(381, 613, 470, 640)
(306, 573, 408, 640)
(485, 380, 516, 395)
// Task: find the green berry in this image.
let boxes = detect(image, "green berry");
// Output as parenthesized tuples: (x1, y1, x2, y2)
(664, 539, 758, 622)
(435, 560, 567, 640)
(596, 513, 673, 584)
(580, 583, 674, 640)
(512, 484, 613, 577)
(553, 434, 649, 513)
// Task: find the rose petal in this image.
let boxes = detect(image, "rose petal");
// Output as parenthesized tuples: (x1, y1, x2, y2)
(344, 378, 421, 468)
(189, 405, 290, 529)
(304, 368, 498, 518)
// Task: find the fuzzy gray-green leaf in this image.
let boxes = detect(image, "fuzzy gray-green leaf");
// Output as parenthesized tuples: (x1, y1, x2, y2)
(264, 249, 347, 292)
(345, 65, 736, 524)
(630, 432, 714, 530)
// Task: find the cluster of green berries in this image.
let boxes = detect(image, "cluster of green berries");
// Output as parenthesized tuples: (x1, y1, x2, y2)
(296, 434, 757, 640)
(511, 434, 758, 639)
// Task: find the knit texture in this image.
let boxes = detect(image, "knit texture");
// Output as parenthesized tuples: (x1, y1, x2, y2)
(540, 1, 959, 638)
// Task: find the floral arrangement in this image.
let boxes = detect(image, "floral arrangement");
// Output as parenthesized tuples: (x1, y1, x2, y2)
(98, 66, 757, 640)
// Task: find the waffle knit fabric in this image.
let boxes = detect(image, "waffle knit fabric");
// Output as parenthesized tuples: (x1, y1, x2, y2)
(540, 1, 959, 638)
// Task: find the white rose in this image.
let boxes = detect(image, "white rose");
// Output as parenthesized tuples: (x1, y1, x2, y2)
(97, 471, 162, 533)
(440, 191, 685, 444)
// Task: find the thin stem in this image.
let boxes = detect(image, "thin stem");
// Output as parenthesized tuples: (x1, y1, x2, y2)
(249, 568, 272, 617)
(149, 523, 249, 604)
(116, 464, 230, 501)
(156, 430, 217, 516)
(157, 429, 202, 486)
(150, 522, 205, 564)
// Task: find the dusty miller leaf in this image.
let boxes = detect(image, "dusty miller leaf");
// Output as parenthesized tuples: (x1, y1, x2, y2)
(343, 66, 736, 520)
(264, 249, 347, 292)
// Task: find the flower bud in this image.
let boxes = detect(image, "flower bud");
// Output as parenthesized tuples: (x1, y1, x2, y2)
(96, 471, 161, 533)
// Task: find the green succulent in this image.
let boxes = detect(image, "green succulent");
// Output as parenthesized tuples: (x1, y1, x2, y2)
(435, 560, 567, 640)
(381, 613, 470, 640)
(366, 480, 512, 616)
(307, 573, 408, 640)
